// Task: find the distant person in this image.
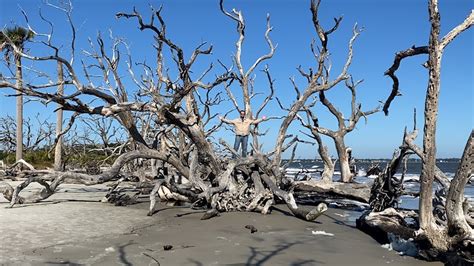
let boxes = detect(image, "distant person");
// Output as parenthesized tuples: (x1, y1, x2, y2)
(220, 110, 266, 158)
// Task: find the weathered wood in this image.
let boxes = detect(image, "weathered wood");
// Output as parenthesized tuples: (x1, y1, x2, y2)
(271, 0, 361, 170)
(383, 46, 428, 115)
(10, 159, 35, 171)
(260, 173, 327, 221)
(446, 131, 473, 239)
(297, 112, 335, 182)
(366, 164, 382, 176)
(0, 182, 25, 204)
(15, 52, 23, 162)
(148, 180, 163, 216)
(54, 61, 64, 171)
(370, 0, 474, 259)
(369, 146, 409, 212)
(314, 132, 335, 182)
(335, 137, 352, 182)
(0, 0, 345, 225)
(292, 180, 370, 203)
(6, 174, 63, 207)
(356, 208, 417, 243)
(201, 209, 219, 220)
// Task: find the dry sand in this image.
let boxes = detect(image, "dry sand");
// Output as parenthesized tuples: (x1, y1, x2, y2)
(0, 182, 442, 265)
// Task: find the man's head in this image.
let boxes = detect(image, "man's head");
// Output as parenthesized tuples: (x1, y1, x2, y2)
(239, 110, 246, 119)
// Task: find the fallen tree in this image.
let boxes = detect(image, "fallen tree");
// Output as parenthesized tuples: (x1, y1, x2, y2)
(0, 0, 367, 221)
(292, 179, 370, 203)
(298, 76, 380, 183)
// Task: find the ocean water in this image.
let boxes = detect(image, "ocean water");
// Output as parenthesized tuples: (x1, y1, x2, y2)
(284, 159, 473, 210)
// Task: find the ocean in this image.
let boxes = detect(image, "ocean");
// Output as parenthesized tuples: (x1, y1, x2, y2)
(284, 159, 473, 210)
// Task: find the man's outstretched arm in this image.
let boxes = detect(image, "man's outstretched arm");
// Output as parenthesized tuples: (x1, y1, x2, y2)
(251, 116, 267, 125)
(219, 116, 233, 124)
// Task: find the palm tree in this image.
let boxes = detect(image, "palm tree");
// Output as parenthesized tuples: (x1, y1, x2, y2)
(0, 26, 34, 162)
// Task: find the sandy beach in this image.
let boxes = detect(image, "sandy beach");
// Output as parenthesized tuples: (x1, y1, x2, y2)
(0, 182, 443, 266)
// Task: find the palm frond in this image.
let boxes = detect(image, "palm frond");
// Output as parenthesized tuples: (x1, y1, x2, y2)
(0, 26, 35, 50)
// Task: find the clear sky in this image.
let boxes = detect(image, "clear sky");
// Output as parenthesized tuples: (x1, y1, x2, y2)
(1, 0, 473, 159)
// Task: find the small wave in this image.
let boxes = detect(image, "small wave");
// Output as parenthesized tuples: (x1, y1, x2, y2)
(357, 169, 367, 177)
(392, 173, 420, 182)
(285, 168, 320, 173)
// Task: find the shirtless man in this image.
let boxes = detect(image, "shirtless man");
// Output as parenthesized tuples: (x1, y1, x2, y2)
(220, 110, 266, 157)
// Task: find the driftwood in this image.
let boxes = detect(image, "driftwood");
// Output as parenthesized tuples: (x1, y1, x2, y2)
(359, 125, 474, 262)
(0, 0, 368, 224)
(292, 180, 370, 203)
(101, 178, 140, 206)
(303, 77, 380, 183)
(366, 164, 382, 176)
(357, 208, 418, 243)
(362, 3, 473, 254)
(369, 136, 412, 212)
(11, 159, 35, 171)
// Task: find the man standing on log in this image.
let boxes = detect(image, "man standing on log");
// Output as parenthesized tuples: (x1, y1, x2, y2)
(220, 110, 266, 158)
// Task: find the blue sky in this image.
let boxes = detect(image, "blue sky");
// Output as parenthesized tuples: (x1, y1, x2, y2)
(1, 0, 473, 159)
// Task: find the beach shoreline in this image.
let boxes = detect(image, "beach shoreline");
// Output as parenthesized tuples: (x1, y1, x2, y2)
(0, 182, 442, 265)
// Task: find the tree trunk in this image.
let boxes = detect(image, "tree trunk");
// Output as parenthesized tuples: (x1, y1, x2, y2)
(272, 80, 321, 171)
(242, 78, 251, 116)
(419, 0, 441, 242)
(15, 53, 23, 162)
(313, 130, 334, 182)
(446, 130, 473, 238)
(54, 62, 64, 171)
(334, 136, 351, 182)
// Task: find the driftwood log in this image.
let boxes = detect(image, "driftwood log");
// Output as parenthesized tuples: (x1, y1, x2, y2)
(292, 180, 370, 203)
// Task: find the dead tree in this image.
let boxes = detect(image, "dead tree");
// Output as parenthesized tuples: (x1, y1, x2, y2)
(219, 0, 275, 153)
(271, 0, 362, 183)
(359, 125, 472, 261)
(359, 1, 473, 261)
(0, 114, 55, 155)
(291, 101, 373, 205)
(0, 115, 18, 153)
(267, 0, 373, 204)
(301, 77, 380, 183)
(0, 1, 329, 221)
(277, 84, 335, 182)
(81, 116, 125, 157)
(368, 120, 417, 212)
(296, 105, 335, 182)
(24, 115, 55, 152)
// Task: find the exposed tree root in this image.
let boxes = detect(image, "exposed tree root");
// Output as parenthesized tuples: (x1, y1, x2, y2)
(0, 152, 328, 223)
(358, 129, 474, 263)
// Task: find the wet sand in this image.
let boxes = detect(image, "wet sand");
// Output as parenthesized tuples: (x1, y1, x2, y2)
(0, 182, 442, 265)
